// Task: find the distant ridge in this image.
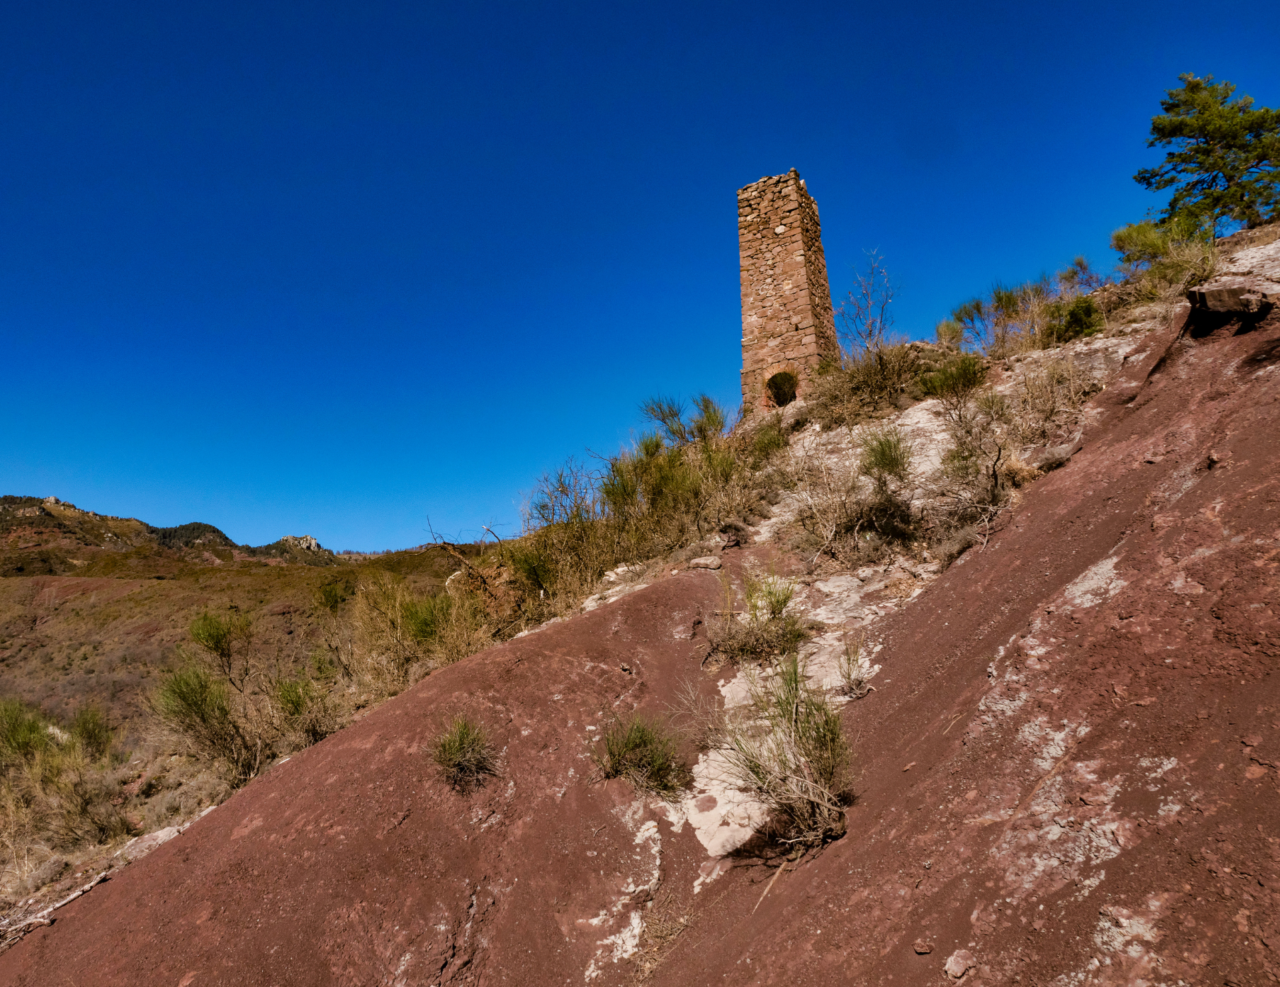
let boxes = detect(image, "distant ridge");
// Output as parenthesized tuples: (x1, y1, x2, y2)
(0, 495, 335, 576)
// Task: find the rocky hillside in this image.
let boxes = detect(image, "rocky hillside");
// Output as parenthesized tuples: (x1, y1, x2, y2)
(2, 255, 1278, 984)
(0, 495, 338, 578)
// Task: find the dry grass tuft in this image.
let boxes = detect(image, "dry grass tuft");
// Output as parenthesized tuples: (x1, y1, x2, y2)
(629, 891, 692, 983)
(433, 717, 497, 792)
(592, 716, 689, 800)
(708, 574, 810, 666)
(708, 655, 852, 847)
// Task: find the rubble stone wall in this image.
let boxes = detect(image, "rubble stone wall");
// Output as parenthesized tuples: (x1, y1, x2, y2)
(738, 169, 838, 410)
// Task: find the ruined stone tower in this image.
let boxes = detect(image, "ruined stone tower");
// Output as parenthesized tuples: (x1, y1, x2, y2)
(738, 169, 838, 410)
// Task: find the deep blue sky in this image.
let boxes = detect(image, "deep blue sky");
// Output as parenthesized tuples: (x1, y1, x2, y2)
(3, 1, 1278, 550)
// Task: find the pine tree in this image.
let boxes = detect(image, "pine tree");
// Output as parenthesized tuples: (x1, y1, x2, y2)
(1135, 73, 1280, 232)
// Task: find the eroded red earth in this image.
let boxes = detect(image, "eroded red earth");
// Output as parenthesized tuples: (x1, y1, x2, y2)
(4, 307, 1280, 986)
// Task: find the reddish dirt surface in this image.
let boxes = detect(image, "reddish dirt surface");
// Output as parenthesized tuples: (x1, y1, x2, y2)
(0, 573, 727, 986)
(4, 307, 1280, 985)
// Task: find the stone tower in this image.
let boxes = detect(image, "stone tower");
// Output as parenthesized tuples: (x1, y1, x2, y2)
(738, 169, 838, 410)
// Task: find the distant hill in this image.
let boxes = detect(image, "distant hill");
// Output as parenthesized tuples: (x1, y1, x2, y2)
(0, 495, 337, 577)
(0, 494, 477, 738)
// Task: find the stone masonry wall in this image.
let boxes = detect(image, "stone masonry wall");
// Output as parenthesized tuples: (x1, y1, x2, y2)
(738, 169, 838, 410)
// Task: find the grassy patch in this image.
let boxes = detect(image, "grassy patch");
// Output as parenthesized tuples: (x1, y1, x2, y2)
(498, 395, 780, 623)
(592, 715, 689, 800)
(0, 697, 134, 894)
(433, 717, 496, 791)
(710, 656, 851, 847)
(152, 665, 260, 782)
(709, 574, 810, 665)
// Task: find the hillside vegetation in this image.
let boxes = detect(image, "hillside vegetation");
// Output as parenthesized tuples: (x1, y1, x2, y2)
(1, 71, 1278, 973)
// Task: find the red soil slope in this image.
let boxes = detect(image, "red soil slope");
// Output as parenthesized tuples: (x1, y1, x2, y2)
(4, 306, 1280, 986)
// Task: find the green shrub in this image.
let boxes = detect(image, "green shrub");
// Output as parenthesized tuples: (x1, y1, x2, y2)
(593, 715, 688, 800)
(920, 354, 987, 417)
(274, 677, 313, 718)
(748, 415, 788, 466)
(859, 426, 913, 496)
(152, 667, 258, 782)
(1109, 216, 1217, 307)
(189, 611, 253, 689)
(1044, 295, 1105, 343)
(935, 319, 964, 348)
(0, 698, 135, 870)
(190, 612, 236, 662)
(70, 706, 112, 761)
(1112, 219, 1179, 269)
(154, 667, 232, 737)
(710, 575, 810, 665)
(273, 677, 333, 746)
(403, 593, 452, 643)
(433, 717, 496, 791)
(0, 699, 51, 767)
(711, 655, 851, 846)
(316, 577, 355, 613)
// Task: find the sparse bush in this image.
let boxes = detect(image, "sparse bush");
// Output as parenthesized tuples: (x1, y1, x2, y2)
(709, 574, 810, 664)
(859, 426, 913, 497)
(433, 717, 496, 791)
(933, 525, 979, 568)
(787, 426, 917, 566)
(946, 254, 1118, 356)
(1006, 355, 1101, 446)
(593, 715, 689, 800)
(710, 655, 851, 846)
(748, 415, 788, 465)
(935, 318, 964, 348)
(788, 441, 864, 563)
(152, 666, 261, 782)
(920, 354, 986, 421)
(69, 706, 112, 761)
(667, 680, 723, 752)
(0, 699, 51, 766)
(921, 371, 1017, 552)
(404, 589, 492, 667)
(835, 633, 874, 699)
(0, 698, 133, 892)
(974, 388, 1010, 423)
(505, 395, 770, 621)
(837, 249, 896, 353)
(348, 571, 430, 696)
(44, 752, 134, 849)
(189, 611, 254, 693)
(272, 676, 334, 747)
(808, 343, 921, 427)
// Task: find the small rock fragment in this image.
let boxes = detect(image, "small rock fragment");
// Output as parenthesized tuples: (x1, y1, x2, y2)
(913, 939, 933, 954)
(945, 949, 975, 979)
(688, 556, 722, 570)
